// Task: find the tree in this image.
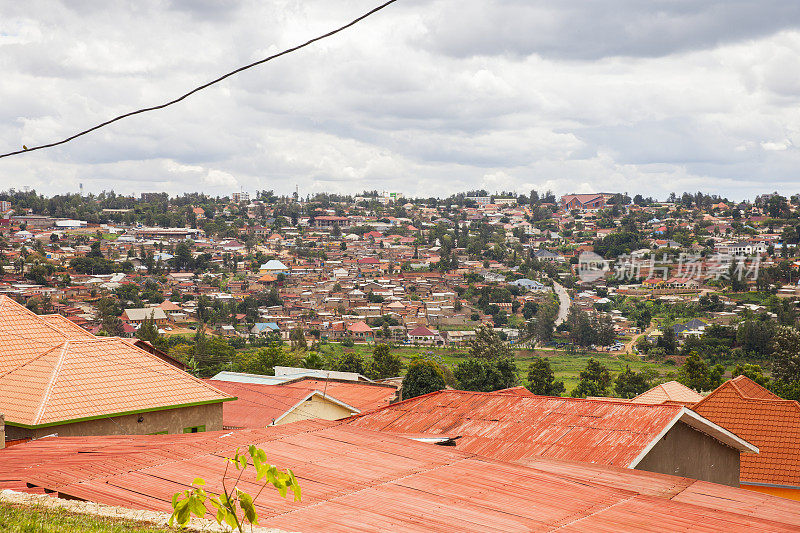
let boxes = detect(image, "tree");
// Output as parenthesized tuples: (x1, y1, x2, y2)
(635, 308, 652, 331)
(401, 358, 446, 400)
(566, 306, 594, 347)
(300, 351, 325, 370)
(571, 358, 612, 398)
(136, 311, 161, 345)
(657, 325, 678, 354)
(736, 319, 775, 356)
(366, 343, 403, 379)
(469, 324, 512, 360)
(454, 358, 517, 392)
(102, 314, 125, 337)
(236, 345, 294, 375)
(592, 313, 616, 346)
(331, 351, 366, 375)
(771, 326, 800, 399)
(614, 366, 655, 399)
(193, 335, 236, 378)
(530, 301, 557, 344)
(290, 327, 307, 351)
(677, 353, 725, 392)
(732, 363, 771, 389)
(521, 301, 538, 320)
(526, 358, 565, 396)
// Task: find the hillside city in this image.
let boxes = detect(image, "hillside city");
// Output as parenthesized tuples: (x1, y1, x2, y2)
(3, 187, 800, 530)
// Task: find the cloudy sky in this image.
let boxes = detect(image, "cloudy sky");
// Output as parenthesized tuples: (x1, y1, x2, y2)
(2, 0, 800, 200)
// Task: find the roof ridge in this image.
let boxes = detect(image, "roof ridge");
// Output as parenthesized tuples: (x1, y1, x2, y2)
(33, 341, 71, 425)
(439, 388, 683, 408)
(113, 338, 234, 398)
(0, 342, 64, 380)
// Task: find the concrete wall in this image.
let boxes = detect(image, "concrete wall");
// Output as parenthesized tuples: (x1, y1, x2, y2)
(5, 402, 223, 441)
(0, 413, 4, 449)
(278, 395, 354, 426)
(635, 420, 740, 486)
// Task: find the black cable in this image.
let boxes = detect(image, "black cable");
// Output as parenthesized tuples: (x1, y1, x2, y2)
(0, 0, 399, 160)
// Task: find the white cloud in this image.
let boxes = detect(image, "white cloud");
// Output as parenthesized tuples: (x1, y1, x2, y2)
(0, 1, 800, 201)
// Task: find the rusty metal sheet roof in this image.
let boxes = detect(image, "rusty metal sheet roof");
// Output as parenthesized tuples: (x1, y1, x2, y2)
(1, 420, 800, 531)
(346, 389, 690, 466)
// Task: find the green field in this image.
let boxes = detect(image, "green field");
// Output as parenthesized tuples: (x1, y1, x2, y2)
(320, 342, 680, 396)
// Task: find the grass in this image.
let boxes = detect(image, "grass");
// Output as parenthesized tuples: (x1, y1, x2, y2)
(725, 291, 774, 305)
(0, 503, 173, 533)
(320, 342, 679, 396)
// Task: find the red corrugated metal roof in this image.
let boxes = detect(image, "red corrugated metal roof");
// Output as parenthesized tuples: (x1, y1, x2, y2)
(281, 377, 397, 412)
(0, 421, 799, 531)
(346, 389, 690, 466)
(204, 380, 356, 428)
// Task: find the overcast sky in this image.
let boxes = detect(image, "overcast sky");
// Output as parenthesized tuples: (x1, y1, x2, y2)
(2, 0, 800, 200)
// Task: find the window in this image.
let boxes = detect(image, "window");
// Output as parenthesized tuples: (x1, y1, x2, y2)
(148, 430, 168, 435)
(183, 425, 206, 434)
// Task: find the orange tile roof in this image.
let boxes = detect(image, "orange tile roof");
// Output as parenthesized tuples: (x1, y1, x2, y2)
(346, 389, 696, 466)
(0, 296, 231, 427)
(632, 380, 703, 406)
(693, 376, 800, 487)
(347, 320, 372, 333)
(0, 338, 232, 427)
(0, 296, 89, 374)
(39, 313, 96, 339)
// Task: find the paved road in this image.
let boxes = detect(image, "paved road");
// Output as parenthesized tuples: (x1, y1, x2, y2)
(553, 281, 571, 326)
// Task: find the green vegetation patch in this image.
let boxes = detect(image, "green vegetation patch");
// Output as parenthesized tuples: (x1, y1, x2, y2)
(0, 502, 174, 533)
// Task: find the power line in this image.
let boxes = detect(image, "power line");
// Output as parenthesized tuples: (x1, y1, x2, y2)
(0, 0, 399, 160)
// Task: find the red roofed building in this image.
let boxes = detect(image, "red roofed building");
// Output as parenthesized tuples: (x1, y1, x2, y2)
(632, 380, 703, 407)
(407, 325, 441, 345)
(0, 296, 232, 442)
(561, 193, 611, 210)
(693, 376, 800, 500)
(206, 380, 360, 428)
(346, 389, 756, 486)
(346, 320, 374, 341)
(281, 377, 397, 412)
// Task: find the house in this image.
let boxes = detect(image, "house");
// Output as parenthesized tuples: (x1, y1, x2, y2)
(727, 240, 768, 256)
(346, 320, 374, 341)
(346, 389, 757, 486)
(666, 277, 700, 290)
(251, 322, 280, 336)
(0, 296, 233, 442)
(121, 307, 169, 325)
(1, 420, 798, 531)
(407, 325, 442, 345)
(157, 299, 184, 319)
(259, 259, 288, 274)
(510, 278, 545, 291)
(205, 380, 360, 428)
(532, 249, 563, 262)
(312, 215, 349, 228)
(561, 193, 610, 210)
(693, 376, 800, 500)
